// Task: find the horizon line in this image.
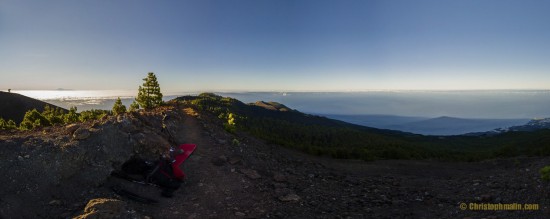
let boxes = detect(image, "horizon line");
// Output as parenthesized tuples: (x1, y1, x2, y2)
(6, 88, 550, 93)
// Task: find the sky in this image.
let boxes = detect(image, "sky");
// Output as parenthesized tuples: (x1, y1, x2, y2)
(1, 0, 550, 92)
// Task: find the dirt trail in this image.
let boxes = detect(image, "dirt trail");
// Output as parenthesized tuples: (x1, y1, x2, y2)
(122, 107, 271, 218)
(157, 108, 247, 218)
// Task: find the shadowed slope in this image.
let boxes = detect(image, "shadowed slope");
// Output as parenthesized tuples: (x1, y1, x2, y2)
(0, 91, 67, 123)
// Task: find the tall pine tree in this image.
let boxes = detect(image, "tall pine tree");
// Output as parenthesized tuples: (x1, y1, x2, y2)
(136, 72, 163, 110)
(112, 97, 127, 115)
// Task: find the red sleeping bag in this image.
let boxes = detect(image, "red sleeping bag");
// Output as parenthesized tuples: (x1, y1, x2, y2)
(172, 144, 196, 180)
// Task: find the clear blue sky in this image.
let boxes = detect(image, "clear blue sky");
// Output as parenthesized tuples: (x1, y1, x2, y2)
(1, 0, 550, 92)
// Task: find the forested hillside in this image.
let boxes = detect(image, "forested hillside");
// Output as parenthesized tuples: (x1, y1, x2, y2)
(173, 93, 550, 161)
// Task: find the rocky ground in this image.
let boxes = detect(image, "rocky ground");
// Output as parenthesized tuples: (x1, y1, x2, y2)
(0, 103, 549, 219)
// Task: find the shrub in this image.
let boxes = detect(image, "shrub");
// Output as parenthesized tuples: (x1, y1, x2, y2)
(0, 118, 7, 130)
(42, 105, 64, 125)
(224, 113, 237, 133)
(232, 138, 241, 146)
(80, 109, 109, 122)
(540, 166, 550, 181)
(0, 118, 5, 129)
(128, 101, 140, 112)
(64, 106, 79, 124)
(19, 109, 50, 130)
(6, 119, 17, 130)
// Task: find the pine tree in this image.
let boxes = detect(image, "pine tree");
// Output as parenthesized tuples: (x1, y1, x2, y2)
(136, 72, 163, 110)
(112, 97, 127, 115)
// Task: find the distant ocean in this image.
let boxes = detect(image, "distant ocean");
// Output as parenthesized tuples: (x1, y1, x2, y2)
(15, 90, 195, 112)
(15, 90, 550, 119)
(219, 90, 550, 119)
(14, 90, 550, 134)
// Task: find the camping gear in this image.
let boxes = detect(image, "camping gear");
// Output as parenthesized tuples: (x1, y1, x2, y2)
(111, 112, 196, 202)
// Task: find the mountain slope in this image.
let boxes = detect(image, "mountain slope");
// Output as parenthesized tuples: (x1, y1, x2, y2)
(251, 101, 293, 112)
(174, 93, 437, 160)
(0, 91, 67, 123)
(173, 93, 550, 161)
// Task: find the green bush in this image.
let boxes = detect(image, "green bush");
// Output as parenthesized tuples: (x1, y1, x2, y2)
(6, 119, 17, 129)
(80, 109, 109, 122)
(223, 113, 237, 133)
(0, 118, 6, 129)
(540, 166, 550, 181)
(128, 101, 140, 112)
(64, 106, 79, 124)
(19, 109, 51, 130)
(0, 118, 17, 130)
(232, 138, 241, 146)
(42, 105, 65, 125)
